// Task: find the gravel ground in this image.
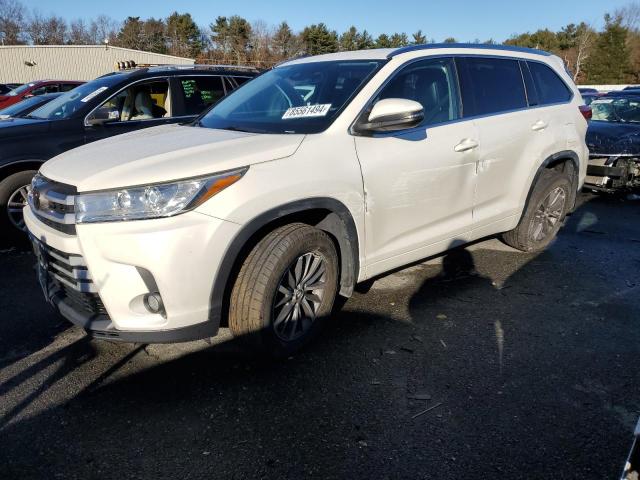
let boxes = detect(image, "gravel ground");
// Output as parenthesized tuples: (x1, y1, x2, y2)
(0, 192, 638, 480)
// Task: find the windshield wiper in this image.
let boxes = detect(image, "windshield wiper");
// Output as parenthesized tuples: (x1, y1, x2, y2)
(221, 126, 269, 134)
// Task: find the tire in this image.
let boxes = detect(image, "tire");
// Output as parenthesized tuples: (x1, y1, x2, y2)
(0, 170, 36, 243)
(502, 169, 572, 252)
(228, 223, 339, 356)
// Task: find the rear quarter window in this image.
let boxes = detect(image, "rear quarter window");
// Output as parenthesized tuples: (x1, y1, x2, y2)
(457, 57, 527, 117)
(527, 62, 572, 105)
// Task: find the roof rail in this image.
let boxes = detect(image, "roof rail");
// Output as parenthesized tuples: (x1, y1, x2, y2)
(388, 43, 552, 59)
(191, 64, 259, 71)
(113, 63, 260, 74)
(144, 64, 259, 73)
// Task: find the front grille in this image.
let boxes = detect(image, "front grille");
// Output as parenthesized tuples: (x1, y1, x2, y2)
(31, 238, 108, 318)
(53, 279, 108, 316)
(29, 175, 77, 235)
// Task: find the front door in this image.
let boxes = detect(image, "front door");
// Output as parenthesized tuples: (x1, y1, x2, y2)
(84, 77, 175, 143)
(354, 57, 478, 276)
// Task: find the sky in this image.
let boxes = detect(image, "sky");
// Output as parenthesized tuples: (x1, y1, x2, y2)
(20, 0, 633, 42)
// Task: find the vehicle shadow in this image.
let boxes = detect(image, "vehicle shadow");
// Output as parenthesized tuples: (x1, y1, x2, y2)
(0, 193, 638, 479)
(0, 238, 70, 369)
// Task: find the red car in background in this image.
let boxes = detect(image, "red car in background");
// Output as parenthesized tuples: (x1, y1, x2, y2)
(0, 80, 84, 108)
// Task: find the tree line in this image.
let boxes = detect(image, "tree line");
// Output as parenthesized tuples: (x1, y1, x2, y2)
(0, 0, 637, 84)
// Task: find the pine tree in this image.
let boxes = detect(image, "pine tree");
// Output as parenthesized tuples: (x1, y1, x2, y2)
(301, 23, 338, 55)
(584, 14, 632, 84)
(272, 21, 297, 58)
(412, 30, 427, 45)
(166, 12, 201, 57)
(339, 26, 358, 51)
(375, 33, 391, 48)
(389, 32, 409, 47)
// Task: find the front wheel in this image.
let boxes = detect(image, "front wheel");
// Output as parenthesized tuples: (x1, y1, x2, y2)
(228, 223, 339, 356)
(502, 169, 571, 252)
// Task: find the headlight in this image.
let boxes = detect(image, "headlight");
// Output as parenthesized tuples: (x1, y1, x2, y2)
(75, 168, 247, 224)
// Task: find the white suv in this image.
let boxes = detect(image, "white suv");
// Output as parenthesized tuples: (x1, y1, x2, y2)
(25, 45, 588, 355)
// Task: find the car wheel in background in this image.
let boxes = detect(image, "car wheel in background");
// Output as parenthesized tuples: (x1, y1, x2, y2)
(0, 170, 36, 242)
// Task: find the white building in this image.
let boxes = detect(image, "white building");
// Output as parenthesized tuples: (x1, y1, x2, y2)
(0, 45, 195, 83)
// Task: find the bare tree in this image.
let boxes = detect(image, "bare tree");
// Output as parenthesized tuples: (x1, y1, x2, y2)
(248, 19, 272, 66)
(69, 18, 91, 44)
(616, 1, 640, 31)
(572, 25, 595, 82)
(27, 11, 67, 44)
(0, 0, 25, 44)
(89, 14, 119, 44)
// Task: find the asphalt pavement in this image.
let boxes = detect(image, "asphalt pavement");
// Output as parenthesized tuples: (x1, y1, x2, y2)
(0, 192, 639, 480)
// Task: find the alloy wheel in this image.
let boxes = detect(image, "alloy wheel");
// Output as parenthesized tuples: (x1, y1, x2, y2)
(529, 186, 566, 242)
(272, 252, 327, 342)
(7, 184, 29, 231)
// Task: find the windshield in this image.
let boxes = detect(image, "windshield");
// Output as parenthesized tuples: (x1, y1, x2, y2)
(591, 97, 640, 123)
(197, 60, 383, 134)
(28, 76, 120, 120)
(8, 83, 35, 97)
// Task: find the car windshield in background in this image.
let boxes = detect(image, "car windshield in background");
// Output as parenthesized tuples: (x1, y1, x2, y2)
(591, 97, 640, 123)
(197, 60, 383, 134)
(7, 83, 34, 97)
(27, 77, 120, 120)
(0, 95, 48, 118)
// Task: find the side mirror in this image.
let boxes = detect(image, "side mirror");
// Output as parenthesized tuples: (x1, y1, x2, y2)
(357, 98, 424, 133)
(86, 109, 120, 127)
(85, 117, 112, 127)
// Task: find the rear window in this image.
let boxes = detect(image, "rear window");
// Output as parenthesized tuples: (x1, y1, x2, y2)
(527, 62, 572, 105)
(457, 57, 527, 117)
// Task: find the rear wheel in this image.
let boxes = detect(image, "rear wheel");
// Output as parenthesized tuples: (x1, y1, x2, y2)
(228, 223, 339, 356)
(0, 170, 36, 242)
(502, 169, 571, 252)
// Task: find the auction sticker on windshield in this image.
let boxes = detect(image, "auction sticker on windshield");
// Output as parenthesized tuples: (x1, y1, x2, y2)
(80, 86, 109, 103)
(282, 104, 332, 119)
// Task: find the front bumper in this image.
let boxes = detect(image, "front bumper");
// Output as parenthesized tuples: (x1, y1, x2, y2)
(585, 155, 640, 192)
(25, 205, 241, 343)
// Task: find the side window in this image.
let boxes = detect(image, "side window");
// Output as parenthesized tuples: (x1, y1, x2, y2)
(31, 85, 59, 96)
(457, 57, 527, 117)
(527, 61, 572, 105)
(60, 83, 79, 92)
(87, 79, 170, 123)
(178, 76, 225, 116)
(226, 76, 251, 90)
(376, 57, 460, 126)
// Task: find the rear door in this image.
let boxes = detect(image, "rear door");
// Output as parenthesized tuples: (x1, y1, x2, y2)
(456, 56, 539, 229)
(172, 75, 227, 121)
(525, 61, 576, 158)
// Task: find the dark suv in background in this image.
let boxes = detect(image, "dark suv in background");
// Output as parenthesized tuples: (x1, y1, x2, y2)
(0, 65, 257, 240)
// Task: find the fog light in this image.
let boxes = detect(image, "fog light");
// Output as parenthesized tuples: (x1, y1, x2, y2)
(143, 292, 164, 314)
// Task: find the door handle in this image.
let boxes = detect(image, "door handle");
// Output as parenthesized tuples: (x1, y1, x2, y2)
(454, 138, 479, 152)
(532, 120, 548, 131)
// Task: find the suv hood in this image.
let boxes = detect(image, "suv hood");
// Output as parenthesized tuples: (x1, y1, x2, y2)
(586, 121, 640, 156)
(41, 124, 306, 191)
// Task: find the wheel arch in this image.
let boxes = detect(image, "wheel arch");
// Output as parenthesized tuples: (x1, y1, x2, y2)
(523, 150, 580, 215)
(0, 160, 44, 181)
(209, 197, 360, 327)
